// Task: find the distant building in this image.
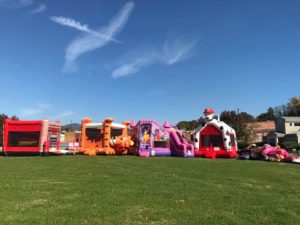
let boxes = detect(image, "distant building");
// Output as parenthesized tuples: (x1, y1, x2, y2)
(245, 121, 275, 143)
(60, 131, 81, 142)
(60, 123, 81, 142)
(266, 117, 300, 146)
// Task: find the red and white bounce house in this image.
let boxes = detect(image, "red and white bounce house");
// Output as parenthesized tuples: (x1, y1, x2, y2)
(2, 119, 61, 155)
(192, 108, 238, 159)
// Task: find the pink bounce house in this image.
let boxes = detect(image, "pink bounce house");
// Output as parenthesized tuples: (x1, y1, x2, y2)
(192, 108, 238, 159)
(129, 120, 194, 157)
(2, 119, 61, 155)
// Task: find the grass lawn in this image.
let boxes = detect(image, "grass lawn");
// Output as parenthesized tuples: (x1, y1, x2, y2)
(0, 156, 299, 225)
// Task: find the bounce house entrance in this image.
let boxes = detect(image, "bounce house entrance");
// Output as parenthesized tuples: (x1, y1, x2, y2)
(85, 128, 102, 150)
(8, 131, 40, 148)
(86, 128, 101, 142)
(200, 125, 224, 150)
(111, 129, 123, 138)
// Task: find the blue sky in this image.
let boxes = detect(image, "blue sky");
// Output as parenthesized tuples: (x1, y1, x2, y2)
(0, 0, 300, 125)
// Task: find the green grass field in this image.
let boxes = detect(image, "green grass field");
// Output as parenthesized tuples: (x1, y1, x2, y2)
(0, 156, 299, 225)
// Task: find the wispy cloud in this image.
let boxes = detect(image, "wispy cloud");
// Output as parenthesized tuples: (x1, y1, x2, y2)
(29, 3, 46, 14)
(111, 56, 155, 79)
(160, 36, 196, 65)
(50, 16, 120, 43)
(21, 103, 51, 116)
(51, 1, 135, 73)
(0, 0, 33, 9)
(55, 111, 76, 119)
(111, 36, 197, 79)
(51, 16, 91, 33)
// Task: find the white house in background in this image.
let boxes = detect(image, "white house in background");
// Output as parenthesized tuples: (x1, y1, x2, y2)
(267, 117, 300, 146)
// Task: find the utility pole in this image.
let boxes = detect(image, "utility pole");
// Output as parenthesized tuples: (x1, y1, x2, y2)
(236, 108, 241, 142)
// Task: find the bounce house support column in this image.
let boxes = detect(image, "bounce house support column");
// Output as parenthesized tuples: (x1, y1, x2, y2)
(120, 121, 132, 154)
(80, 118, 92, 154)
(40, 120, 49, 153)
(3, 120, 8, 154)
(122, 121, 131, 136)
(102, 118, 115, 155)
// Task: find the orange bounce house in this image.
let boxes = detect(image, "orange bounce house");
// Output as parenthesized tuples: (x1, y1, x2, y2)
(80, 118, 133, 156)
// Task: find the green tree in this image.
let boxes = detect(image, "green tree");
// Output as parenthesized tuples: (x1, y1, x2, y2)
(0, 114, 19, 146)
(220, 110, 255, 124)
(220, 110, 256, 145)
(219, 110, 237, 125)
(238, 112, 255, 123)
(256, 107, 275, 121)
(273, 104, 288, 118)
(287, 96, 300, 116)
(176, 119, 201, 131)
(0, 113, 9, 146)
(272, 97, 300, 118)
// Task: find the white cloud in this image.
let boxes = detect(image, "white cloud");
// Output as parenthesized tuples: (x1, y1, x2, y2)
(111, 36, 197, 78)
(30, 3, 46, 14)
(21, 103, 51, 116)
(160, 36, 196, 65)
(50, 16, 121, 43)
(51, 16, 91, 33)
(53, 111, 76, 119)
(51, 1, 135, 73)
(0, 0, 33, 9)
(111, 56, 155, 79)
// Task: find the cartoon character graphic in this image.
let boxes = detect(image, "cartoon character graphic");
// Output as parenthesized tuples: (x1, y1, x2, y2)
(142, 129, 150, 143)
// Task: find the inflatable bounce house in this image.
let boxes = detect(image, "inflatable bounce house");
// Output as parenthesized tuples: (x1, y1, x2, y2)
(244, 144, 300, 163)
(80, 118, 134, 156)
(130, 120, 194, 157)
(2, 119, 61, 155)
(192, 108, 238, 158)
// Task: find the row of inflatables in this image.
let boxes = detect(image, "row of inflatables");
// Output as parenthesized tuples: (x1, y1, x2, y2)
(1, 108, 239, 158)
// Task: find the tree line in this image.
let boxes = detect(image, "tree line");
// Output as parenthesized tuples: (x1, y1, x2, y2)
(0, 114, 19, 145)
